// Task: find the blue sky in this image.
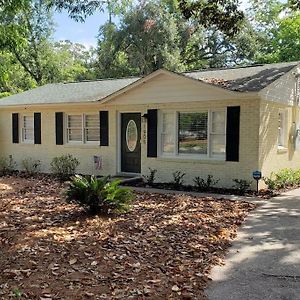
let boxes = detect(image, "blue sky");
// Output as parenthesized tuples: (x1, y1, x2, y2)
(53, 10, 110, 48)
(53, 0, 249, 49)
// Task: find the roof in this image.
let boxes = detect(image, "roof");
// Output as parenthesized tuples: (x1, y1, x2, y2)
(184, 61, 299, 92)
(0, 61, 298, 106)
(0, 77, 139, 106)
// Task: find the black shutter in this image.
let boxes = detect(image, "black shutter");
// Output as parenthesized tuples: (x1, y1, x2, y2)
(34, 112, 41, 144)
(100, 111, 109, 146)
(226, 106, 240, 162)
(12, 113, 19, 144)
(55, 112, 64, 145)
(147, 109, 158, 157)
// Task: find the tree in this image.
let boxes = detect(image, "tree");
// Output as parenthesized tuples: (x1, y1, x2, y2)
(95, 1, 259, 77)
(0, 51, 35, 98)
(96, 2, 187, 77)
(178, 0, 245, 36)
(51, 0, 133, 22)
(0, 0, 55, 84)
(247, 0, 300, 63)
(51, 40, 97, 81)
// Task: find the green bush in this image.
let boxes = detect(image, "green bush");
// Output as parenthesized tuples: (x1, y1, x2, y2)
(264, 168, 300, 191)
(50, 154, 79, 181)
(171, 171, 186, 189)
(65, 175, 134, 214)
(143, 168, 157, 186)
(21, 158, 41, 176)
(263, 176, 277, 191)
(232, 179, 252, 195)
(193, 175, 219, 191)
(0, 155, 16, 176)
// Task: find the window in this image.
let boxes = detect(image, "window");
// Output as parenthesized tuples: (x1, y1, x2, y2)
(67, 115, 82, 142)
(67, 114, 99, 143)
(160, 110, 226, 159)
(278, 111, 286, 148)
(178, 112, 208, 155)
(85, 114, 100, 142)
(162, 112, 175, 154)
(22, 115, 34, 143)
(210, 111, 226, 155)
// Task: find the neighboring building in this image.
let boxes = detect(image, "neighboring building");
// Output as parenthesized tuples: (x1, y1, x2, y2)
(0, 61, 299, 189)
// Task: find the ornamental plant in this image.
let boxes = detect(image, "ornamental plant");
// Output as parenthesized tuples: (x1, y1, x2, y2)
(0, 155, 16, 176)
(193, 174, 220, 191)
(50, 154, 79, 181)
(22, 157, 41, 176)
(65, 175, 134, 214)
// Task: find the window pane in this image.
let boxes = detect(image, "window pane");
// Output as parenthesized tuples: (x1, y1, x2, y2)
(162, 112, 175, 154)
(212, 111, 225, 133)
(178, 112, 208, 155)
(85, 129, 99, 142)
(68, 115, 82, 128)
(85, 114, 99, 142)
(24, 129, 34, 141)
(85, 115, 99, 128)
(68, 129, 82, 141)
(23, 116, 34, 142)
(24, 116, 33, 128)
(211, 134, 226, 155)
(278, 112, 284, 146)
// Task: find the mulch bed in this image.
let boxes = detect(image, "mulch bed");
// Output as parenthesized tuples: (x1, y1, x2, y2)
(0, 176, 256, 300)
(122, 181, 274, 199)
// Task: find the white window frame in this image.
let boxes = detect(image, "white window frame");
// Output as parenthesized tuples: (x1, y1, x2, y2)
(158, 109, 226, 160)
(21, 114, 34, 144)
(66, 113, 100, 144)
(278, 109, 287, 149)
(84, 114, 100, 144)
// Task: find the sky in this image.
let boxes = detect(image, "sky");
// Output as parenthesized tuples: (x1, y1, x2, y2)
(53, 10, 110, 48)
(53, 0, 250, 49)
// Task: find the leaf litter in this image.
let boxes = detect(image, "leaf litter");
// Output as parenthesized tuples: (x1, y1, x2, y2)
(0, 176, 256, 299)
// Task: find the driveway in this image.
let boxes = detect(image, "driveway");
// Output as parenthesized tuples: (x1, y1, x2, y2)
(206, 189, 300, 300)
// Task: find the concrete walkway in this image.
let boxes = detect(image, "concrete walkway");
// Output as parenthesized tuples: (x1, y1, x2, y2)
(206, 189, 300, 300)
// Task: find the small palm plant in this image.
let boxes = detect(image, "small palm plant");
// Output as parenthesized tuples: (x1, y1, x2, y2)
(65, 175, 134, 214)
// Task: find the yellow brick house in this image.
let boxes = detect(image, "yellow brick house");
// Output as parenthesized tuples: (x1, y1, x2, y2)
(0, 61, 299, 189)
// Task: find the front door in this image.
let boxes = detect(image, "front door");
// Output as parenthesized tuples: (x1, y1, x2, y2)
(121, 113, 141, 173)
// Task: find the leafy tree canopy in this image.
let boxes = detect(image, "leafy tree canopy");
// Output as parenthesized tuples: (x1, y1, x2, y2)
(178, 0, 244, 36)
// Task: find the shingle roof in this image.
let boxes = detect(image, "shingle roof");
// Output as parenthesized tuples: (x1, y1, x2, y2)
(184, 61, 299, 92)
(0, 77, 139, 106)
(0, 61, 298, 106)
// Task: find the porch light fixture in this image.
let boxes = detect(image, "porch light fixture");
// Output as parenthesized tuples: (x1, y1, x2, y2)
(142, 113, 149, 119)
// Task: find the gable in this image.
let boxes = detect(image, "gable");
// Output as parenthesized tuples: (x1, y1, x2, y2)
(103, 71, 247, 106)
(259, 65, 299, 105)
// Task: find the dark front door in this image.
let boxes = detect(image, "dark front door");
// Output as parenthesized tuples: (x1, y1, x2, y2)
(121, 113, 141, 173)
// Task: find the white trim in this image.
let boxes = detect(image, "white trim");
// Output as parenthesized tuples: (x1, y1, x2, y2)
(20, 114, 34, 144)
(278, 109, 288, 149)
(158, 109, 226, 160)
(65, 113, 100, 145)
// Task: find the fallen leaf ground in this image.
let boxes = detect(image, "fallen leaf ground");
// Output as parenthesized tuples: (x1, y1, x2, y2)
(0, 176, 256, 300)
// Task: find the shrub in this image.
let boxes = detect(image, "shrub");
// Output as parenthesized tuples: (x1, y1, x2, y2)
(22, 158, 41, 176)
(171, 171, 185, 189)
(0, 155, 16, 176)
(264, 168, 300, 191)
(143, 168, 157, 186)
(232, 179, 252, 195)
(50, 154, 79, 181)
(65, 175, 134, 214)
(263, 176, 277, 191)
(193, 175, 219, 191)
